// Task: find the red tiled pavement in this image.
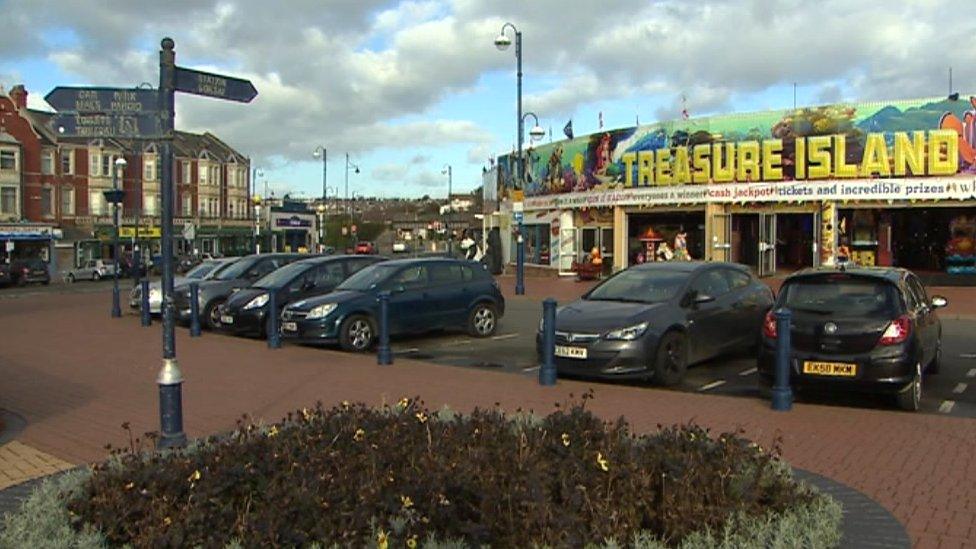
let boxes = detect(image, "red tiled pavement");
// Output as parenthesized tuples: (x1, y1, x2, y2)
(1, 290, 976, 547)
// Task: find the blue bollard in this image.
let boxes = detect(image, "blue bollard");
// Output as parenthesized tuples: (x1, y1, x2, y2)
(771, 307, 793, 411)
(539, 298, 557, 386)
(377, 291, 392, 365)
(189, 283, 201, 337)
(267, 291, 281, 349)
(140, 278, 151, 327)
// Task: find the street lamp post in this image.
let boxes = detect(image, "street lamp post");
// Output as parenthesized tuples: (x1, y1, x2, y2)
(106, 157, 128, 317)
(442, 164, 452, 256)
(316, 203, 326, 253)
(253, 195, 262, 254)
(344, 154, 360, 250)
(495, 22, 526, 294)
(313, 147, 328, 253)
(251, 167, 262, 251)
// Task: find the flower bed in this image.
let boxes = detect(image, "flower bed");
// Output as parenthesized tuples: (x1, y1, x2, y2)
(1, 396, 841, 548)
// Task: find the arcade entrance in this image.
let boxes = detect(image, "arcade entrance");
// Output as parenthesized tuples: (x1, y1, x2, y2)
(712, 209, 818, 277)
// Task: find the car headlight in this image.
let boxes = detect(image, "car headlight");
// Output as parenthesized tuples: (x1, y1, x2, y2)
(604, 322, 649, 341)
(243, 293, 269, 310)
(306, 303, 337, 320)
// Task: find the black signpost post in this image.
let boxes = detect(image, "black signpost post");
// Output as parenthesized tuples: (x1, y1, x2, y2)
(46, 39, 257, 451)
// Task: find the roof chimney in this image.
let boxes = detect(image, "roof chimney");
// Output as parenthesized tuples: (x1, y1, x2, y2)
(9, 85, 27, 109)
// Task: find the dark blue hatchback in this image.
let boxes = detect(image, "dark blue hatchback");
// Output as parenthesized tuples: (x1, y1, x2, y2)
(280, 258, 505, 351)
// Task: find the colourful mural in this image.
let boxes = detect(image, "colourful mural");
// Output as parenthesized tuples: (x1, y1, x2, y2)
(499, 95, 976, 198)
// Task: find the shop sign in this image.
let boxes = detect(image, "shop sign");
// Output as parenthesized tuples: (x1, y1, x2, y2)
(274, 215, 312, 228)
(120, 227, 162, 238)
(523, 177, 976, 211)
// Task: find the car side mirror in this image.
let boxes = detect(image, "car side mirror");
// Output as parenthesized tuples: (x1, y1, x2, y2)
(391, 284, 406, 294)
(931, 295, 948, 309)
(693, 293, 715, 305)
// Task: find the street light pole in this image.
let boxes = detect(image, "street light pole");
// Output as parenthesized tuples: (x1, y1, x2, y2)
(313, 147, 327, 252)
(110, 157, 127, 318)
(495, 22, 526, 295)
(442, 164, 452, 256)
(251, 166, 262, 251)
(345, 154, 360, 250)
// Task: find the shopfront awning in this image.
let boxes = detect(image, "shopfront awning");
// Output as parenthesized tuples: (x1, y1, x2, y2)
(0, 231, 54, 241)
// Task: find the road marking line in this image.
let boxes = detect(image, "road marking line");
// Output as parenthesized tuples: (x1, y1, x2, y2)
(938, 400, 955, 414)
(522, 366, 540, 373)
(698, 380, 727, 392)
(960, 353, 976, 359)
(394, 347, 420, 354)
(967, 368, 976, 378)
(953, 383, 968, 394)
(738, 367, 758, 376)
(491, 333, 519, 341)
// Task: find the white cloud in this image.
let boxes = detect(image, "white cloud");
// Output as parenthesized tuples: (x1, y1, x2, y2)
(371, 163, 409, 181)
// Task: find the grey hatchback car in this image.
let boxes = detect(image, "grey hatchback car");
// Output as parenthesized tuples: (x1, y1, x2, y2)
(539, 262, 773, 386)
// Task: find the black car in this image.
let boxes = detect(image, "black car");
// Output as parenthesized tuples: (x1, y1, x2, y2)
(0, 262, 11, 287)
(280, 258, 505, 351)
(218, 255, 384, 337)
(173, 253, 303, 329)
(758, 266, 947, 411)
(10, 258, 50, 286)
(539, 262, 773, 386)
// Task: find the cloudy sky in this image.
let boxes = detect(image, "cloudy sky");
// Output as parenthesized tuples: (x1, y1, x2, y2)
(1, 0, 971, 199)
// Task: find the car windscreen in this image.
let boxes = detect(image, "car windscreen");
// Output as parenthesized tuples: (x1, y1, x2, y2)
(253, 262, 312, 290)
(214, 258, 256, 280)
(185, 261, 218, 279)
(779, 275, 900, 317)
(337, 264, 396, 291)
(585, 268, 687, 303)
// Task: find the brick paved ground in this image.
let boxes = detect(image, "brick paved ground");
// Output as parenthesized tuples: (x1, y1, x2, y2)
(0, 441, 73, 490)
(1, 290, 975, 547)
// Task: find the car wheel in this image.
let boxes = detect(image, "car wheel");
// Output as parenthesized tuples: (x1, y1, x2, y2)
(339, 315, 375, 352)
(653, 331, 688, 387)
(928, 342, 942, 375)
(203, 300, 224, 330)
(67, 273, 75, 284)
(93, 271, 101, 281)
(896, 363, 922, 412)
(467, 302, 498, 337)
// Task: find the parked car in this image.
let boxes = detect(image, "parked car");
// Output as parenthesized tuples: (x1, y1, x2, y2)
(10, 258, 50, 286)
(758, 266, 946, 411)
(65, 259, 114, 283)
(129, 257, 240, 315)
(280, 258, 504, 351)
(173, 253, 303, 328)
(538, 262, 773, 386)
(392, 242, 411, 253)
(218, 255, 385, 337)
(355, 241, 376, 255)
(0, 263, 12, 287)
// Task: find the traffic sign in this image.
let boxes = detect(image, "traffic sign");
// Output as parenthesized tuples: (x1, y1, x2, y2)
(53, 112, 162, 139)
(44, 87, 157, 114)
(182, 223, 196, 241)
(175, 67, 257, 103)
(513, 211, 524, 223)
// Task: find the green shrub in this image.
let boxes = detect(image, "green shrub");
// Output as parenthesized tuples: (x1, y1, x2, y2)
(4, 396, 840, 548)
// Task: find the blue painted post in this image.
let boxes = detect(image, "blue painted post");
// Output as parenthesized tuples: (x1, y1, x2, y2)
(140, 279, 151, 327)
(771, 307, 793, 411)
(267, 291, 280, 349)
(515, 228, 525, 295)
(189, 282, 201, 337)
(377, 291, 392, 365)
(539, 298, 557, 386)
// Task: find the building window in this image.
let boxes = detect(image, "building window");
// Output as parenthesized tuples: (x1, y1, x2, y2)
(182, 193, 192, 216)
(228, 168, 236, 188)
(144, 194, 157, 215)
(61, 150, 73, 174)
(0, 187, 16, 214)
(89, 152, 99, 176)
(102, 155, 111, 177)
(41, 186, 54, 216)
(144, 156, 156, 181)
(210, 165, 220, 186)
(41, 152, 55, 175)
(0, 150, 16, 171)
(199, 163, 209, 185)
(182, 161, 191, 184)
(89, 191, 105, 215)
(61, 186, 75, 215)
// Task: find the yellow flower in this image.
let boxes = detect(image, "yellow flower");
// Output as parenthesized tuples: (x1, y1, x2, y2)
(406, 535, 418, 548)
(353, 428, 366, 442)
(376, 530, 389, 549)
(561, 433, 571, 447)
(268, 425, 279, 437)
(398, 397, 410, 409)
(596, 452, 610, 472)
(415, 411, 428, 424)
(187, 469, 202, 482)
(124, 482, 135, 490)
(341, 400, 351, 409)
(401, 495, 414, 509)
(164, 516, 172, 526)
(301, 407, 313, 421)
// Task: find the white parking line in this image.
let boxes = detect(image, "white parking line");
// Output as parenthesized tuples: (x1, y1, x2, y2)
(967, 368, 976, 378)
(938, 400, 956, 414)
(491, 333, 519, 341)
(960, 353, 976, 359)
(522, 365, 540, 373)
(394, 347, 420, 354)
(738, 367, 758, 376)
(698, 380, 727, 392)
(953, 383, 968, 394)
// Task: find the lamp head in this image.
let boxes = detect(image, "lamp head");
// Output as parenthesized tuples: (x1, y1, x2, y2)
(313, 149, 321, 159)
(252, 195, 262, 205)
(529, 125, 546, 141)
(115, 157, 127, 168)
(316, 204, 326, 213)
(354, 167, 360, 174)
(494, 33, 512, 50)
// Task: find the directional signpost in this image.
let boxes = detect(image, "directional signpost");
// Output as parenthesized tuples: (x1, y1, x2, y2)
(45, 87, 157, 114)
(45, 87, 163, 139)
(175, 67, 258, 102)
(51, 112, 162, 139)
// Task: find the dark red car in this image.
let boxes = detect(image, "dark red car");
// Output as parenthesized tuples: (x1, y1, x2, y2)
(354, 241, 376, 255)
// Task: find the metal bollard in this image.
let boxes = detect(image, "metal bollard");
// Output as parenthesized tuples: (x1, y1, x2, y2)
(267, 291, 281, 349)
(157, 358, 187, 449)
(771, 307, 793, 411)
(189, 283, 201, 337)
(377, 291, 392, 365)
(539, 298, 557, 386)
(140, 279, 151, 327)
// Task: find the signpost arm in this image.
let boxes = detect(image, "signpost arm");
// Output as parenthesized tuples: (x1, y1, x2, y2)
(157, 37, 187, 449)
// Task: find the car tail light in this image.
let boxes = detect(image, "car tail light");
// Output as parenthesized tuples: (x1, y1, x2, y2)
(878, 315, 911, 346)
(762, 310, 777, 338)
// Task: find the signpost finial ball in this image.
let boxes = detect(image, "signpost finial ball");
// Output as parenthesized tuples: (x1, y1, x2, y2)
(161, 38, 175, 50)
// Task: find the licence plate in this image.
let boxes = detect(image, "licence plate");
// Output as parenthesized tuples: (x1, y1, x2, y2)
(282, 321, 297, 332)
(554, 345, 587, 359)
(803, 361, 857, 377)
(220, 315, 234, 324)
